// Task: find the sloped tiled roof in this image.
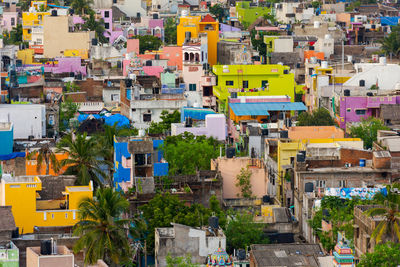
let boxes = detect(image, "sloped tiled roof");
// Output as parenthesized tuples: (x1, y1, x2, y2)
(201, 14, 216, 22)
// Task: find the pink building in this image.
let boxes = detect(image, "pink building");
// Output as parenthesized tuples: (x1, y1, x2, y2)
(127, 39, 140, 54)
(1, 12, 18, 32)
(160, 46, 182, 70)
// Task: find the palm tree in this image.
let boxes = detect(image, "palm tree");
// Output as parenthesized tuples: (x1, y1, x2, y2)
(365, 185, 400, 244)
(27, 144, 60, 175)
(70, 0, 93, 15)
(57, 132, 111, 187)
(73, 188, 141, 265)
(379, 32, 400, 61)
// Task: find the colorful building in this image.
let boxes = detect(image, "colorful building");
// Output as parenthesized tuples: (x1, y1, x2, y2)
(22, 11, 51, 42)
(0, 175, 93, 234)
(212, 64, 296, 112)
(338, 95, 400, 129)
(25, 151, 69, 176)
(0, 242, 19, 267)
(177, 13, 219, 66)
(0, 123, 13, 156)
(235, 1, 272, 26)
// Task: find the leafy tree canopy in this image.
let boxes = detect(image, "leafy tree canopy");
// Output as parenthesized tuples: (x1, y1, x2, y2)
(166, 253, 197, 267)
(163, 133, 222, 175)
(148, 110, 180, 135)
(59, 98, 79, 133)
(81, 13, 108, 43)
(209, 4, 225, 23)
(358, 242, 400, 267)
(2, 24, 27, 46)
(164, 18, 177, 45)
(349, 117, 390, 149)
(134, 35, 162, 54)
(297, 108, 335, 126)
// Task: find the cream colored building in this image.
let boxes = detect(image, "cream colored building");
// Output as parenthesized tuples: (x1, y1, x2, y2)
(26, 245, 74, 267)
(43, 15, 94, 58)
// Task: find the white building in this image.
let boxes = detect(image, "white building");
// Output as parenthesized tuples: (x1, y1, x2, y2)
(0, 104, 46, 139)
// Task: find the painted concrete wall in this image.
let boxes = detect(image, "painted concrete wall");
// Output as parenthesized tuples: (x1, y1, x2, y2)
(212, 157, 268, 199)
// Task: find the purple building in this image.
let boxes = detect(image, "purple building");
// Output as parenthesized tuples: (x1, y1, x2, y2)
(339, 95, 400, 128)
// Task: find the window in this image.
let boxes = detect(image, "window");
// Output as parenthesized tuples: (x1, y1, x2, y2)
(226, 80, 234, 86)
(316, 180, 325, 188)
(143, 113, 152, 122)
(28, 29, 31, 34)
(355, 109, 366, 115)
(261, 80, 269, 87)
(104, 11, 110, 17)
(339, 180, 346, 188)
(65, 213, 68, 219)
(105, 23, 110, 29)
(243, 80, 249, 88)
(189, 84, 197, 91)
(347, 108, 351, 112)
(36, 38, 42, 45)
(111, 94, 119, 101)
(11, 18, 15, 26)
(51, 214, 54, 219)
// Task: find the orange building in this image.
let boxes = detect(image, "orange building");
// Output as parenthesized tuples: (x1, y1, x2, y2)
(288, 126, 345, 140)
(304, 50, 324, 61)
(26, 151, 69, 176)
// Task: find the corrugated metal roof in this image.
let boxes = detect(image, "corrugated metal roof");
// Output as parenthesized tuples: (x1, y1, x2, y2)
(230, 102, 306, 116)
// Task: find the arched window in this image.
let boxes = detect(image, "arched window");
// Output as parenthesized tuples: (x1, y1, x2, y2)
(195, 53, 200, 62)
(184, 52, 189, 61)
(190, 53, 194, 62)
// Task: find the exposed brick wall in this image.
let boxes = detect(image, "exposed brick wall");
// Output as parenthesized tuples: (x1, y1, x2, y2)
(307, 148, 373, 168)
(75, 78, 103, 101)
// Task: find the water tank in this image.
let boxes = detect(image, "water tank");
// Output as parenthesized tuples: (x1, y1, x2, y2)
(314, 21, 320, 28)
(359, 80, 365, 87)
(226, 147, 236, 158)
(138, 129, 145, 137)
(193, 101, 200, 108)
(262, 195, 271, 203)
(155, 54, 160, 60)
(209, 216, 219, 229)
(237, 249, 246, 260)
(125, 79, 132, 87)
(69, 72, 75, 77)
(146, 60, 152, 66)
(321, 61, 328, 68)
(283, 69, 289, 74)
(359, 159, 366, 167)
(230, 92, 237, 99)
(367, 92, 373, 96)
(153, 13, 159, 19)
(51, 10, 57, 16)
(181, 10, 188, 17)
(344, 89, 350, 96)
(40, 240, 52, 255)
(91, 38, 98, 46)
(324, 34, 332, 40)
(277, 62, 283, 65)
(347, 55, 353, 63)
(76, 73, 82, 80)
(309, 45, 315, 51)
(297, 152, 305, 162)
(379, 57, 387, 65)
(137, 12, 141, 18)
(304, 182, 314, 193)
(69, 8, 74, 15)
(280, 130, 288, 138)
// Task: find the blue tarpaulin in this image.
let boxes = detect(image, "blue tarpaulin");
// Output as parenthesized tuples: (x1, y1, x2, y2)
(229, 102, 307, 116)
(78, 114, 130, 128)
(380, 16, 400, 26)
(180, 107, 217, 122)
(0, 152, 25, 161)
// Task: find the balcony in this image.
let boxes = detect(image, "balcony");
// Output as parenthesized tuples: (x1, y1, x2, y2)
(78, 102, 104, 113)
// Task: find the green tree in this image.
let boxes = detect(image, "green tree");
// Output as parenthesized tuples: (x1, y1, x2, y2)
(358, 242, 400, 267)
(27, 144, 60, 175)
(73, 188, 139, 265)
(71, 0, 93, 15)
(209, 4, 224, 22)
(250, 29, 267, 57)
(225, 212, 268, 253)
(166, 253, 197, 267)
(235, 167, 253, 198)
(134, 35, 162, 54)
(3, 24, 25, 45)
(379, 26, 400, 60)
(297, 108, 335, 126)
(81, 13, 108, 43)
(65, 82, 80, 93)
(163, 133, 222, 175)
(57, 132, 111, 186)
(140, 194, 225, 253)
(349, 117, 390, 149)
(147, 110, 180, 135)
(59, 98, 79, 133)
(18, 0, 32, 11)
(164, 18, 177, 45)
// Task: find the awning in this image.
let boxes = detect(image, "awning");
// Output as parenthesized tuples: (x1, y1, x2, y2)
(229, 102, 307, 116)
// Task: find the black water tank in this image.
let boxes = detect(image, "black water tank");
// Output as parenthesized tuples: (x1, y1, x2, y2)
(284, 69, 289, 74)
(117, 61, 122, 68)
(51, 10, 57, 16)
(69, 72, 75, 77)
(262, 195, 271, 203)
(280, 130, 288, 138)
(359, 80, 365, 87)
(125, 79, 132, 87)
(226, 147, 236, 158)
(367, 92, 373, 96)
(297, 152, 305, 162)
(278, 112, 285, 120)
(137, 12, 141, 18)
(209, 216, 219, 229)
(296, 63, 301, 68)
(153, 13, 159, 19)
(372, 24, 376, 29)
(69, 8, 74, 15)
(230, 92, 237, 98)
(76, 73, 82, 80)
(309, 45, 314, 51)
(92, 38, 98, 46)
(304, 182, 314, 193)
(344, 89, 350, 96)
(260, 128, 269, 136)
(237, 249, 246, 260)
(146, 60, 152, 66)
(11, 228, 19, 238)
(40, 240, 52, 255)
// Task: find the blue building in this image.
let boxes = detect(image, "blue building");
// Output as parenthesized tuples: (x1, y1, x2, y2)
(113, 136, 168, 190)
(0, 123, 13, 156)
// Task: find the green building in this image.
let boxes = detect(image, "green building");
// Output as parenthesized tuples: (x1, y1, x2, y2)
(212, 64, 295, 111)
(235, 2, 272, 26)
(0, 242, 19, 267)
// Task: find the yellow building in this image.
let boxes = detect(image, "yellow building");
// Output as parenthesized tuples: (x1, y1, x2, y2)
(0, 176, 93, 234)
(177, 14, 219, 66)
(22, 11, 50, 42)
